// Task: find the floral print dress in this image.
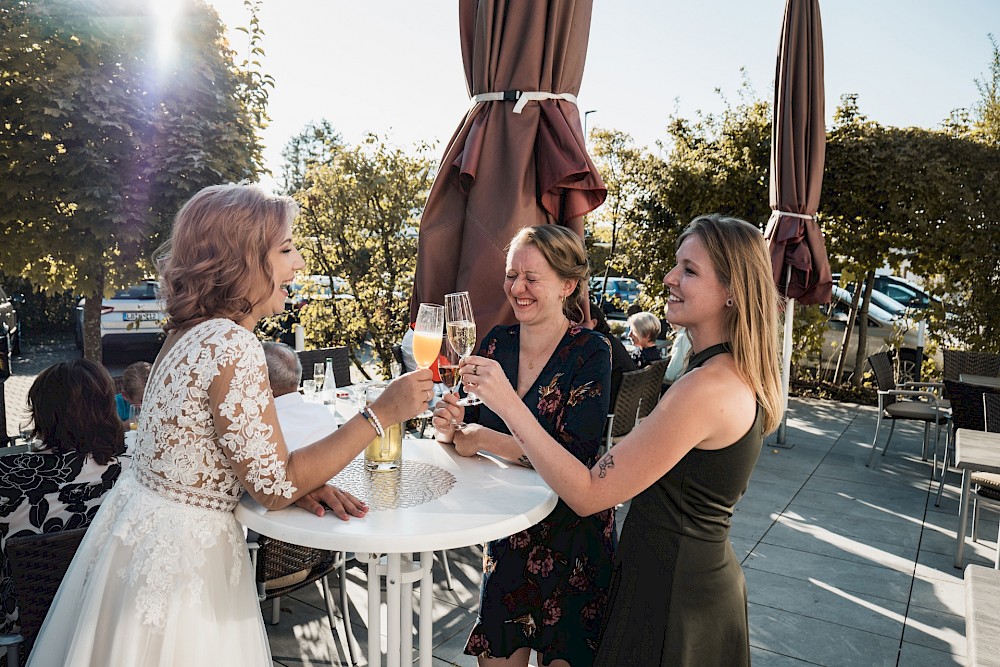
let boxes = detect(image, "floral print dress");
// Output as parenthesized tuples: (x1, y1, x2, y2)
(464, 324, 615, 665)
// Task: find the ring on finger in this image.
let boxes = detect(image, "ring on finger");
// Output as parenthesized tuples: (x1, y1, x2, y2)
(473, 365, 478, 375)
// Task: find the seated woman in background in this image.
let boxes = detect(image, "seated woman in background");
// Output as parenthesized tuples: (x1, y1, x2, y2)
(115, 360, 152, 421)
(627, 311, 663, 368)
(0, 358, 131, 636)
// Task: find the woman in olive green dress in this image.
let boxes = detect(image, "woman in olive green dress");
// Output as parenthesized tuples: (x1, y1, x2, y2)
(461, 214, 784, 666)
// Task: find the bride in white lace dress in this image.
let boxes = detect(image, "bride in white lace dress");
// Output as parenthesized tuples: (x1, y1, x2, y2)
(29, 184, 435, 666)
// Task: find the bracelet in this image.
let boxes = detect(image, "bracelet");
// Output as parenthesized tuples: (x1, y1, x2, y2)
(360, 407, 384, 437)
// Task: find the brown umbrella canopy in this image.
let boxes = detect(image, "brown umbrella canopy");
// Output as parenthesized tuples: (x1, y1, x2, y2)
(410, 0, 607, 335)
(765, 0, 832, 307)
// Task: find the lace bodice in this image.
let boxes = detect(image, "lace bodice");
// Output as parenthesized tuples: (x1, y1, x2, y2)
(132, 318, 295, 512)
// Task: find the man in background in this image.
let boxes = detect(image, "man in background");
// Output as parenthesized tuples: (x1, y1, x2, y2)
(262, 342, 339, 451)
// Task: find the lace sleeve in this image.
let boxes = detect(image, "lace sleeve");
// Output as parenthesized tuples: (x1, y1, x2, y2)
(208, 328, 296, 503)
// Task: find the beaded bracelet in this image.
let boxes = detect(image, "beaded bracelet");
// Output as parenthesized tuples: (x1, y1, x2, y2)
(360, 407, 384, 437)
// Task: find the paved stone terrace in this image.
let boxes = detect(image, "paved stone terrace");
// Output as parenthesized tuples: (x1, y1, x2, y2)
(260, 397, 996, 666)
(4, 336, 996, 665)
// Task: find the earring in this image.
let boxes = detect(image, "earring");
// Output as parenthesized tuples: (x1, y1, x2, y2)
(726, 298, 734, 307)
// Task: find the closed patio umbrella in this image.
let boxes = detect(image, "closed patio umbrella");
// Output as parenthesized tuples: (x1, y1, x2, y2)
(764, 0, 832, 444)
(410, 0, 607, 337)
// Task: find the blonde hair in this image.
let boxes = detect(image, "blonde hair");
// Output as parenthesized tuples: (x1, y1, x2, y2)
(627, 311, 661, 344)
(678, 214, 783, 434)
(155, 184, 297, 332)
(508, 225, 590, 322)
(121, 361, 151, 403)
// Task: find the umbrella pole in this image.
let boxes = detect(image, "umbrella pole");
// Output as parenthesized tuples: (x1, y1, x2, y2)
(777, 296, 795, 447)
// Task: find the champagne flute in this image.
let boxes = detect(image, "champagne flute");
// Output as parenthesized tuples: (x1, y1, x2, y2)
(313, 363, 325, 394)
(445, 291, 481, 405)
(437, 346, 466, 430)
(413, 303, 444, 370)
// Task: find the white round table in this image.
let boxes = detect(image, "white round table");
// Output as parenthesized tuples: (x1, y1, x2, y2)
(235, 437, 557, 667)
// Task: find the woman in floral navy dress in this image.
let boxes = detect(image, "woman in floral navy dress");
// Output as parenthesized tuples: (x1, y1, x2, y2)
(434, 225, 614, 667)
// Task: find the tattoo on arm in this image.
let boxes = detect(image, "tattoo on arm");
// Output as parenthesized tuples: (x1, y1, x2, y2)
(598, 453, 615, 478)
(510, 429, 534, 468)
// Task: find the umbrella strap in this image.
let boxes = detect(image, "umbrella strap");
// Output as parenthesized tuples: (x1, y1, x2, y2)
(764, 209, 815, 239)
(472, 90, 578, 114)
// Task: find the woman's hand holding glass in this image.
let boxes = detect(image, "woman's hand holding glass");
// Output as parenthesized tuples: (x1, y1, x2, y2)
(432, 391, 466, 440)
(457, 355, 515, 410)
(369, 368, 435, 426)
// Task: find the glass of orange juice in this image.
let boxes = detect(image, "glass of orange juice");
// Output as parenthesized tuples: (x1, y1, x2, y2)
(128, 404, 141, 431)
(412, 303, 444, 371)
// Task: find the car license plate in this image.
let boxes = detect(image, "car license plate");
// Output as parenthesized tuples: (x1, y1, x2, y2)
(123, 312, 162, 322)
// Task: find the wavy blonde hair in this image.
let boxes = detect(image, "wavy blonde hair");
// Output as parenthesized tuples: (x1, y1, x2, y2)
(155, 184, 297, 332)
(508, 225, 590, 323)
(679, 214, 784, 434)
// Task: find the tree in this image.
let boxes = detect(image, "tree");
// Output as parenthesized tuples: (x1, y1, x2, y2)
(825, 95, 1000, 366)
(587, 129, 646, 307)
(617, 89, 772, 314)
(0, 0, 269, 361)
(279, 119, 344, 195)
(292, 133, 435, 378)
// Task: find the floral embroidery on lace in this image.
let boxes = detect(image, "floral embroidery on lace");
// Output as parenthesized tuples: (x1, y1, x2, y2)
(109, 318, 294, 627)
(133, 319, 295, 510)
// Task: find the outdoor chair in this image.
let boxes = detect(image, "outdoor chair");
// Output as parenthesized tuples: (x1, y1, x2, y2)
(247, 533, 358, 666)
(390, 343, 406, 370)
(943, 348, 1000, 383)
(298, 346, 351, 388)
(866, 351, 949, 469)
(935, 380, 1000, 507)
(604, 359, 668, 450)
(0, 527, 88, 666)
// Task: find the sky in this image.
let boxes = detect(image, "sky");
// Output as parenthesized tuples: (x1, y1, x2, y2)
(204, 0, 1000, 190)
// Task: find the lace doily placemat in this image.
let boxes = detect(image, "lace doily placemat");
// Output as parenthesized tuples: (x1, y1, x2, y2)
(331, 458, 456, 511)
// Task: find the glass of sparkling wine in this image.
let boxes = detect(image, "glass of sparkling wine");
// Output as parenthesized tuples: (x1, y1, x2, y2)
(413, 303, 444, 371)
(438, 346, 466, 430)
(445, 291, 480, 405)
(313, 363, 325, 395)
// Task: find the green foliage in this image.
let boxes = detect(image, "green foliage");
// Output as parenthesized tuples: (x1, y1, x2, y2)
(0, 273, 76, 333)
(0, 0, 269, 358)
(291, 133, 435, 377)
(587, 129, 646, 285)
(613, 86, 772, 317)
(789, 303, 827, 378)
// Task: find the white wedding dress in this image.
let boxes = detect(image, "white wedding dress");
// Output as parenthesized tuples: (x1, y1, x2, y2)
(30, 319, 296, 666)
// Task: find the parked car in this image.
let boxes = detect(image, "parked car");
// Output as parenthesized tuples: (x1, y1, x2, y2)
(286, 274, 353, 308)
(590, 277, 641, 316)
(814, 285, 938, 382)
(75, 280, 166, 360)
(872, 274, 938, 311)
(830, 274, 910, 319)
(0, 284, 22, 356)
(1, 284, 23, 377)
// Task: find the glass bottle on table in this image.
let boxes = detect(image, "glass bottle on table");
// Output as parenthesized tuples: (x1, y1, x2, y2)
(445, 291, 481, 405)
(322, 357, 335, 405)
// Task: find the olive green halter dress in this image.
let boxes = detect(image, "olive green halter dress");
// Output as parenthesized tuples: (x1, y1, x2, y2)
(595, 343, 764, 666)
